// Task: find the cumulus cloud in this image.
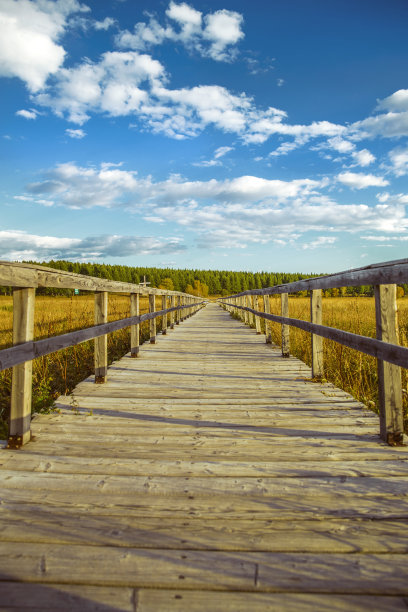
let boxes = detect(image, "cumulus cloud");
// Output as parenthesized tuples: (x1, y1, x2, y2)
(376, 89, 408, 113)
(388, 147, 408, 177)
(337, 172, 389, 190)
(0, 0, 89, 92)
(35, 51, 163, 124)
(0, 229, 185, 261)
(115, 2, 244, 62)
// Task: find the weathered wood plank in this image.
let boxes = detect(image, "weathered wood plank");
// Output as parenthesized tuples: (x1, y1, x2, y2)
(0, 543, 408, 593)
(0, 512, 407, 552)
(136, 591, 408, 612)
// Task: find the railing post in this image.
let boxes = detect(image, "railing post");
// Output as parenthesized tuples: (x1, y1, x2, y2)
(254, 296, 262, 334)
(374, 284, 404, 445)
(239, 296, 245, 322)
(149, 294, 156, 343)
(176, 296, 181, 324)
(94, 291, 108, 383)
(247, 295, 254, 327)
(263, 295, 272, 344)
(130, 292, 140, 357)
(170, 295, 175, 329)
(244, 296, 249, 324)
(7, 287, 35, 448)
(162, 295, 168, 334)
(281, 293, 290, 357)
(311, 289, 323, 379)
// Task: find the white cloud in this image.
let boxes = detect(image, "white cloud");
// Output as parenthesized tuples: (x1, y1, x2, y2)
(66, 128, 86, 138)
(376, 89, 408, 113)
(277, 78, 284, 87)
(15, 108, 38, 119)
(302, 236, 337, 250)
(326, 136, 354, 154)
(389, 147, 408, 177)
(115, 2, 244, 62)
(269, 141, 298, 157)
(93, 17, 116, 31)
(22, 161, 408, 251)
(202, 9, 244, 61)
(193, 145, 233, 166)
(0, 229, 185, 261)
(351, 149, 375, 167)
(337, 171, 389, 190)
(214, 146, 233, 159)
(362, 235, 408, 242)
(0, 0, 88, 92)
(35, 51, 163, 124)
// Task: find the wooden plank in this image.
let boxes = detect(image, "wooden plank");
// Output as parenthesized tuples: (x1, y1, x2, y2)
(0, 543, 408, 593)
(8, 287, 35, 448)
(0, 582, 134, 611)
(149, 294, 156, 344)
(375, 284, 404, 445)
(2, 454, 408, 477)
(3, 489, 408, 519)
(136, 591, 408, 612)
(0, 513, 407, 553)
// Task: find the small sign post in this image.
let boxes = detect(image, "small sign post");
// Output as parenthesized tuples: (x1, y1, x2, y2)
(74, 289, 79, 296)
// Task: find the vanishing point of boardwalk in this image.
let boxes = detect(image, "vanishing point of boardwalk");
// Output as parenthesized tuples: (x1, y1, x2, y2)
(1, 302, 408, 610)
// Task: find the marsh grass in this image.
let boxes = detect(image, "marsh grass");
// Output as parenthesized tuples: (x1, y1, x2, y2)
(0, 294, 157, 438)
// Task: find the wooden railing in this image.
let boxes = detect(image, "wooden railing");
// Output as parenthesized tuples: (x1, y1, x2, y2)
(0, 262, 205, 449)
(218, 258, 408, 446)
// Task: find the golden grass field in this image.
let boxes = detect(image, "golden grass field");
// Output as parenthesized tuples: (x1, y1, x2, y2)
(0, 294, 407, 437)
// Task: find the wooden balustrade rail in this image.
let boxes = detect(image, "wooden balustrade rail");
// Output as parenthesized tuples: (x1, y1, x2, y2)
(0, 262, 205, 449)
(219, 258, 408, 447)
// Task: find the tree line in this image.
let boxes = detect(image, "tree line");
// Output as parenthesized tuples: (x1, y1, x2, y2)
(0, 259, 406, 297)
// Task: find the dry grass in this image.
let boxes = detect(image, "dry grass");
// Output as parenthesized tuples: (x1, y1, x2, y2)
(253, 296, 408, 431)
(0, 294, 156, 438)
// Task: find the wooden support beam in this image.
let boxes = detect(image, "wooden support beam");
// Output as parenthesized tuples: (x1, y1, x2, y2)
(281, 293, 290, 357)
(254, 296, 262, 334)
(311, 290, 323, 379)
(94, 292, 108, 383)
(130, 293, 140, 358)
(170, 296, 175, 329)
(247, 296, 254, 327)
(374, 284, 404, 446)
(7, 288, 35, 449)
(149, 294, 156, 344)
(161, 295, 167, 335)
(263, 296, 272, 344)
(176, 296, 181, 325)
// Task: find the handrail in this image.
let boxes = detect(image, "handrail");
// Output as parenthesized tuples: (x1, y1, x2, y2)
(0, 262, 206, 449)
(218, 258, 408, 447)
(0, 260, 194, 297)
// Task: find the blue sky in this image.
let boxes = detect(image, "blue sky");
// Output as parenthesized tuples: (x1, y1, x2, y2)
(1, 0, 408, 273)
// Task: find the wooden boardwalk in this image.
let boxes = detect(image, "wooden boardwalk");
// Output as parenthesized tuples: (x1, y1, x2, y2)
(1, 302, 408, 610)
